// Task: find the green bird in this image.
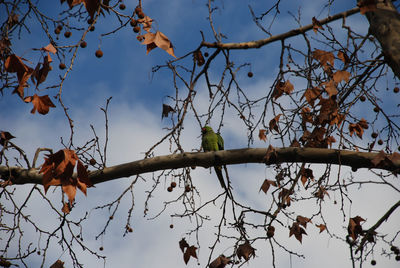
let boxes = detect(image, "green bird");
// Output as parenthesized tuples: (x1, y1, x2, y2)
(201, 126, 229, 193)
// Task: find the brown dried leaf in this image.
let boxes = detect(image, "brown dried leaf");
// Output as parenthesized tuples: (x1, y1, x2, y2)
(39, 149, 91, 204)
(321, 80, 337, 97)
(61, 202, 71, 214)
(278, 188, 293, 206)
(0, 131, 15, 146)
(209, 255, 231, 268)
(50, 259, 65, 268)
(194, 50, 205, 66)
(260, 179, 277, 194)
(5, 54, 34, 99)
(273, 80, 294, 100)
(316, 224, 326, 233)
(236, 242, 255, 261)
(179, 238, 189, 253)
(300, 168, 314, 186)
(24, 94, 56, 115)
(314, 186, 329, 200)
(183, 246, 198, 264)
(162, 104, 175, 119)
(312, 17, 324, 33)
(42, 43, 57, 54)
(312, 49, 334, 71)
(32, 55, 52, 86)
(348, 216, 365, 240)
(289, 222, 307, 243)
(142, 31, 176, 57)
(258, 129, 267, 142)
(332, 70, 350, 83)
(349, 119, 366, 139)
(269, 114, 281, 133)
(302, 87, 321, 106)
(337, 50, 350, 64)
(301, 107, 313, 124)
(296, 215, 312, 228)
(326, 136, 336, 147)
(264, 145, 276, 164)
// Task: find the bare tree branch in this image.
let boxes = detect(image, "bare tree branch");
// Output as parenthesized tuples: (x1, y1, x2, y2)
(2, 147, 398, 185)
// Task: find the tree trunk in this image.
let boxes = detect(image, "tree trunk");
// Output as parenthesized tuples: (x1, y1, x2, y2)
(361, 0, 400, 78)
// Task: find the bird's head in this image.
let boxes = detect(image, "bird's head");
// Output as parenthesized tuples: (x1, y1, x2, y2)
(201, 126, 213, 135)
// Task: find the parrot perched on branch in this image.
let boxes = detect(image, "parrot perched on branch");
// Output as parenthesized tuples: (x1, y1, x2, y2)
(201, 126, 229, 194)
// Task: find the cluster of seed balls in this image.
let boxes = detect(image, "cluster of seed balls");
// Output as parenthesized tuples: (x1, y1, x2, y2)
(56, 4, 147, 70)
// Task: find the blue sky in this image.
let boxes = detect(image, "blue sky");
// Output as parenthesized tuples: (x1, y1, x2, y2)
(1, 0, 400, 267)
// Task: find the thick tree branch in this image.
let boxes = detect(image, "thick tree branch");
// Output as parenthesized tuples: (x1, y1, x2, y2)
(1, 147, 399, 186)
(201, 7, 360, 50)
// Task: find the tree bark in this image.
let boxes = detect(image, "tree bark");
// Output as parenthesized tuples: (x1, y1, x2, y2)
(1, 147, 399, 186)
(361, 0, 400, 78)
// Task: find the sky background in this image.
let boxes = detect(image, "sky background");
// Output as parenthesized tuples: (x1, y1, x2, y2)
(1, 0, 400, 267)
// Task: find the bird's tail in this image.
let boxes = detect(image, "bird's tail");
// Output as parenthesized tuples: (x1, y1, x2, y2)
(214, 166, 231, 197)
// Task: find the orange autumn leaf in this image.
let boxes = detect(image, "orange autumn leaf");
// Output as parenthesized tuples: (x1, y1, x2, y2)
(141, 31, 176, 58)
(332, 70, 350, 83)
(302, 87, 321, 106)
(24, 94, 56, 115)
(312, 49, 334, 71)
(349, 118, 368, 139)
(301, 107, 313, 124)
(312, 17, 324, 33)
(61, 202, 71, 214)
(316, 224, 326, 233)
(258, 129, 267, 142)
(40, 149, 92, 204)
(41, 43, 57, 62)
(321, 80, 337, 97)
(5, 54, 34, 99)
(337, 50, 350, 64)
